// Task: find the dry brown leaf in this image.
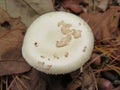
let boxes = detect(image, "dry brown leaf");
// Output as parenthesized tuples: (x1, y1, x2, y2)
(62, 0, 82, 5)
(0, 8, 31, 76)
(3, 0, 39, 27)
(81, 6, 120, 43)
(62, 0, 83, 14)
(23, 0, 54, 15)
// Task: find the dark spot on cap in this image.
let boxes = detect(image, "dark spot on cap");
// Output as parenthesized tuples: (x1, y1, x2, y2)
(34, 42, 38, 47)
(41, 56, 45, 58)
(83, 46, 87, 52)
(48, 58, 50, 60)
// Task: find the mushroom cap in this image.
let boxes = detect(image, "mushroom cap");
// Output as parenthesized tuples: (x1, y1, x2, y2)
(22, 11, 94, 74)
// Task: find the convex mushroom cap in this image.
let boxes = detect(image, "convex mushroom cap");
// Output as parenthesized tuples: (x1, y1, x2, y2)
(22, 11, 94, 74)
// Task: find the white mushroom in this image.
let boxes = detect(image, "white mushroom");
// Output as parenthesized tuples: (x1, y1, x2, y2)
(22, 11, 94, 74)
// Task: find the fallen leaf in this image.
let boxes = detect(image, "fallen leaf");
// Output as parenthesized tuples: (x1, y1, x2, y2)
(62, 0, 83, 5)
(0, 8, 31, 76)
(23, 0, 54, 15)
(81, 6, 120, 43)
(62, 0, 83, 14)
(3, 0, 39, 27)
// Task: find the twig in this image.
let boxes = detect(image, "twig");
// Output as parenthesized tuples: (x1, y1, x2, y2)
(107, 65, 120, 75)
(21, 75, 31, 80)
(90, 67, 98, 90)
(7, 75, 17, 90)
(84, 51, 107, 69)
(93, 66, 110, 73)
(14, 76, 23, 90)
(6, 76, 8, 89)
(16, 75, 28, 90)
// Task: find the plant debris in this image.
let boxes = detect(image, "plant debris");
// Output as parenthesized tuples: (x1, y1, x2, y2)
(0, 8, 31, 76)
(0, 0, 120, 90)
(81, 6, 120, 44)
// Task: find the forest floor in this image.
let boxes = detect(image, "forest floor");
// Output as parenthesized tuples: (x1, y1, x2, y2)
(0, 0, 120, 90)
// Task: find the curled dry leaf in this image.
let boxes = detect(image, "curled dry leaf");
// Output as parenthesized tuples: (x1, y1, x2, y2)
(62, 0, 83, 14)
(81, 6, 120, 43)
(0, 8, 31, 76)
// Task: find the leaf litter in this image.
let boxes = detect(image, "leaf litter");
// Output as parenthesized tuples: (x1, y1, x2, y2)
(0, 0, 120, 90)
(0, 8, 31, 76)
